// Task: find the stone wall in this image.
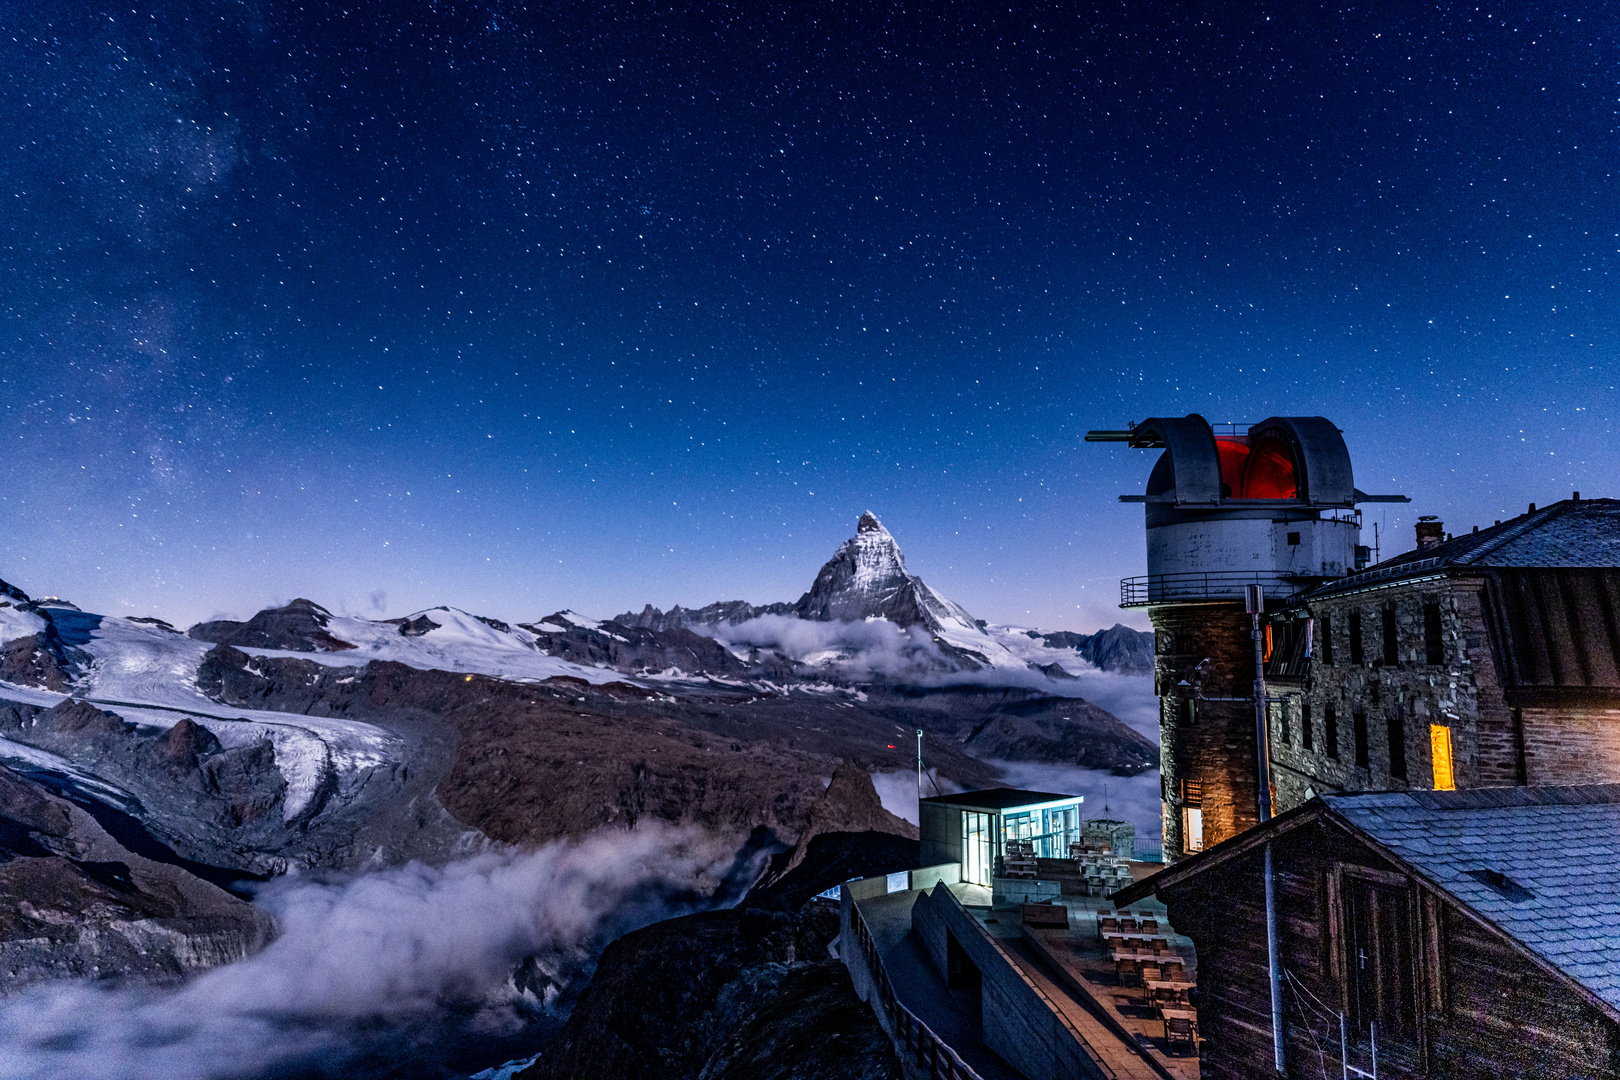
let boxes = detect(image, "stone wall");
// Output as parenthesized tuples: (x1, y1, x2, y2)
(1151, 601, 1264, 861)
(1269, 578, 1492, 812)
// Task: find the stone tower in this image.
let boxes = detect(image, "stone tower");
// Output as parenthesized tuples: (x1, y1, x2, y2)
(1088, 415, 1398, 861)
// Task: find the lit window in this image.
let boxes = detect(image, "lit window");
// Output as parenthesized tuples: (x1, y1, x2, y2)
(1430, 725, 1456, 791)
(1183, 807, 1204, 852)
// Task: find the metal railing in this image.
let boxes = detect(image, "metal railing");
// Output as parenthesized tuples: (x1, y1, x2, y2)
(1120, 570, 1308, 607)
(849, 900, 985, 1080)
(1131, 838, 1165, 862)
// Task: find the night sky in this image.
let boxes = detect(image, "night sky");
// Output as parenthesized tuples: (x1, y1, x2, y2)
(3, 1, 1616, 631)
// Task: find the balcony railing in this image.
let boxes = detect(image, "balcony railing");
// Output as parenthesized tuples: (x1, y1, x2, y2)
(1120, 570, 1311, 607)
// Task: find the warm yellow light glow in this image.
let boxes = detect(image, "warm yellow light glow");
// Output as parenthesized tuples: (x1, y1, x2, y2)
(1430, 724, 1456, 791)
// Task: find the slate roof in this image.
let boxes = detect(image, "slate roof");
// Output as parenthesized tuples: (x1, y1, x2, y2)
(1323, 785, 1620, 1015)
(1308, 498, 1620, 598)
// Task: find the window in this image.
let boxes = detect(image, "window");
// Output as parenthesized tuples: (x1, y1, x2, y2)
(1266, 618, 1313, 678)
(1287, 531, 1301, 545)
(1325, 706, 1339, 759)
(1319, 615, 1334, 666)
(1354, 712, 1370, 768)
(1388, 710, 1408, 780)
(1430, 725, 1456, 790)
(1423, 602, 1443, 665)
(1302, 701, 1314, 751)
(1381, 607, 1399, 667)
(1182, 780, 1204, 853)
(1278, 701, 1291, 746)
(1177, 697, 1196, 727)
(1349, 612, 1364, 666)
(1183, 807, 1203, 853)
(962, 812, 992, 887)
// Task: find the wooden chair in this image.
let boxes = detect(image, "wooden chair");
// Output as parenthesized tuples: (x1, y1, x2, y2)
(1165, 1014, 1198, 1050)
(1097, 913, 1120, 938)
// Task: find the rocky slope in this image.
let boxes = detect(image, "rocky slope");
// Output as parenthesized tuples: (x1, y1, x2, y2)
(0, 761, 272, 993)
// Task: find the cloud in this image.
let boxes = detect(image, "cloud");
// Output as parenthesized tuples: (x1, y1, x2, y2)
(0, 825, 760, 1080)
(712, 614, 959, 682)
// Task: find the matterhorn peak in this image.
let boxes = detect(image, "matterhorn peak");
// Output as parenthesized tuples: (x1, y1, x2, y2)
(793, 510, 991, 642)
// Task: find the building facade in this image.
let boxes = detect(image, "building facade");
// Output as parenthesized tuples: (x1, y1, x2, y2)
(1265, 499, 1620, 814)
(918, 788, 1084, 886)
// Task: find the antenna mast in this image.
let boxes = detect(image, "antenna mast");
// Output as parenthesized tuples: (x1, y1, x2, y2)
(916, 729, 924, 808)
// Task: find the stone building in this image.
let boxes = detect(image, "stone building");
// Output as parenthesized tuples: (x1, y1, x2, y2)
(1264, 498, 1620, 813)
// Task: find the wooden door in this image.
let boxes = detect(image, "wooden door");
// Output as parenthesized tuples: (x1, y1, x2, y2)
(1346, 875, 1419, 1040)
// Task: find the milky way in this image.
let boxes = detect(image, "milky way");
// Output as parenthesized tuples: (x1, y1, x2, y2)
(2, 1, 1615, 629)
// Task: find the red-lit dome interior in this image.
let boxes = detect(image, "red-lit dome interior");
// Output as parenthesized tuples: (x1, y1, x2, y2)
(1215, 436, 1299, 500)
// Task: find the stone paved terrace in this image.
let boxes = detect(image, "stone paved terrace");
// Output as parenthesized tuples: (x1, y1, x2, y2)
(856, 885, 1027, 1080)
(952, 870, 1201, 1080)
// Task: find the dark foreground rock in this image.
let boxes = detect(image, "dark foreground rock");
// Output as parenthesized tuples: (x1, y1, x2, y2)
(520, 828, 915, 1080)
(521, 904, 896, 1080)
(0, 763, 273, 992)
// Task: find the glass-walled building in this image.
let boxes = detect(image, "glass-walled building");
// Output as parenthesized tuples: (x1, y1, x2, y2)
(919, 788, 1085, 887)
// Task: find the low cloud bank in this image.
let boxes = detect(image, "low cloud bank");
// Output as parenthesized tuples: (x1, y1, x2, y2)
(1060, 668, 1159, 740)
(0, 825, 759, 1080)
(713, 614, 958, 682)
(712, 616, 1162, 721)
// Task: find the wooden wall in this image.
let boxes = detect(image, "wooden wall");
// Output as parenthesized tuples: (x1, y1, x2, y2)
(1160, 814, 1620, 1079)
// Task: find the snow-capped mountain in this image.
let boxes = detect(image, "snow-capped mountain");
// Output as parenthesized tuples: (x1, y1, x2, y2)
(621, 512, 1027, 672)
(794, 512, 978, 630)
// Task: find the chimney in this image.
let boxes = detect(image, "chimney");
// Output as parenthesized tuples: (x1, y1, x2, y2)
(1416, 516, 1444, 551)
